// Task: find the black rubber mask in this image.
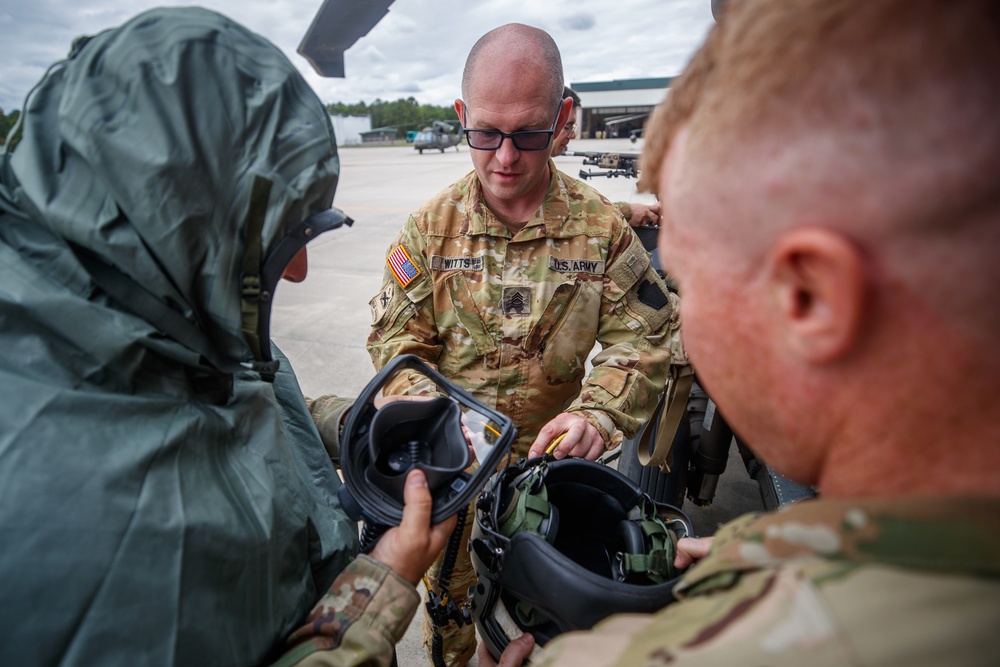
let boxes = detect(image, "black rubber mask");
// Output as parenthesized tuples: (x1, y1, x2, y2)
(339, 354, 517, 526)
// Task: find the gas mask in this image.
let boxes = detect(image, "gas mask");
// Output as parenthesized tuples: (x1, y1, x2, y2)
(339, 354, 517, 526)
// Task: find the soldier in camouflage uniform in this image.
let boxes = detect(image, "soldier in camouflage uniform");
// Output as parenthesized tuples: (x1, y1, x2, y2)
(552, 86, 661, 228)
(365, 23, 683, 667)
(484, 1, 1000, 665)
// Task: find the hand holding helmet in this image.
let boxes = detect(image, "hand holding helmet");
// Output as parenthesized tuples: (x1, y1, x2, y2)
(527, 412, 605, 461)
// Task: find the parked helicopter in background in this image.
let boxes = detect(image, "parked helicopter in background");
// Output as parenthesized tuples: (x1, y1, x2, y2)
(413, 120, 462, 153)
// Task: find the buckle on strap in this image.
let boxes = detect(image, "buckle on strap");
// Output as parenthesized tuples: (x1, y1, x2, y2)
(241, 273, 261, 299)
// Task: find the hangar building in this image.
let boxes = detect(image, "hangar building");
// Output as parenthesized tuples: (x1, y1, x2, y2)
(568, 77, 674, 139)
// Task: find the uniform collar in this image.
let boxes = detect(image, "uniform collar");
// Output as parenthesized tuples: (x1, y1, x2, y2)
(676, 496, 1000, 595)
(465, 160, 573, 240)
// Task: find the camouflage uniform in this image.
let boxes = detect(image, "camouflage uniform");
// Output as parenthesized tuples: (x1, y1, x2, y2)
(365, 163, 683, 665)
(276, 555, 421, 667)
(614, 201, 635, 223)
(306, 394, 355, 464)
(367, 163, 681, 457)
(535, 496, 1000, 666)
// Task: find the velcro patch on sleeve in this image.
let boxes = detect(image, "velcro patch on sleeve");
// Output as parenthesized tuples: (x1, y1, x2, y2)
(387, 244, 421, 288)
(607, 240, 650, 293)
(624, 268, 676, 332)
(637, 279, 670, 310)
(369, 283, 395, 324)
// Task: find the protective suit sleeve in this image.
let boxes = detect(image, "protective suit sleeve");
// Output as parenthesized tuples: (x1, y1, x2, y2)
(273, 555, 421, 667)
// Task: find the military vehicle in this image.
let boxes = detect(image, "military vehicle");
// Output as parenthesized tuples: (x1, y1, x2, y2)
(413, 120, 462, 153)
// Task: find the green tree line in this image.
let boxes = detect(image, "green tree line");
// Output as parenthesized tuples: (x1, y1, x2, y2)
(326, 96, 458, 133)
(0, 108, 21, 145)
(0, 97, 452, 145)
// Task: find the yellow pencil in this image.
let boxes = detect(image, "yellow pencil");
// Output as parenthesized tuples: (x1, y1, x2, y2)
(545, 432, 568, 455)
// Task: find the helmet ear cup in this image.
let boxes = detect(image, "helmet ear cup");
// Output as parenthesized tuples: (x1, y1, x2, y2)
(614, 520, 647, 583)
(471, 458, 693, 661)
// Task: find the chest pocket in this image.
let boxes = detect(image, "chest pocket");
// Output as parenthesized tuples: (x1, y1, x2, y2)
(525, 278, 584, 354)
(446, 272, 499, 357)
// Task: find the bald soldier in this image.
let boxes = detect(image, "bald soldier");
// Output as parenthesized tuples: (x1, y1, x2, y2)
(363, 23, 682, 666)
(483, 0, 1000, 665)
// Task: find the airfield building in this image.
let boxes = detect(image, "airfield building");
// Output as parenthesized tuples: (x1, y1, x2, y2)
(568, 77, 675, 139)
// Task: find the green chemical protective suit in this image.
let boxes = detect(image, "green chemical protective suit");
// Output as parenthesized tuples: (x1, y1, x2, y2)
(0, 7, 358, 665)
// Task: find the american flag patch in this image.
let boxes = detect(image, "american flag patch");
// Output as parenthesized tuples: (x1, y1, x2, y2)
(387, 245, 421, 288)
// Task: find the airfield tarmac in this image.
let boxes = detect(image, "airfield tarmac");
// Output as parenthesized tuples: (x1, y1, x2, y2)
(270, 137, 763, 666)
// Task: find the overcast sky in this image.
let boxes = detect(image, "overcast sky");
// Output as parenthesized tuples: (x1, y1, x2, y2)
(0, 0, 715, 114)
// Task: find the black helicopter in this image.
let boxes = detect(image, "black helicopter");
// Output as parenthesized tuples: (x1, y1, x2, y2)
(413, 120, 462, 154)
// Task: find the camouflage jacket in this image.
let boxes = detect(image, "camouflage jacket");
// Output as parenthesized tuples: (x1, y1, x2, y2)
(305, 394, 355, 464)
(275, 555, 420, 667)
(536, 496, 1000, 666)
(366, 164, 683, 457)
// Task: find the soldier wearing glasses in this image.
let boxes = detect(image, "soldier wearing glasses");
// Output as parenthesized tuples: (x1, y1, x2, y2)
(364, 23, 681, 666)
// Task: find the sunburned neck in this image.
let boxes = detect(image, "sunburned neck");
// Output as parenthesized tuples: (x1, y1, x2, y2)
(818, 385, 1000, 499)
(482, 165, 551, 233)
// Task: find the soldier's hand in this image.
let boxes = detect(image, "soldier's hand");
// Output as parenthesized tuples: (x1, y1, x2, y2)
(478, 633, 535, 667)
(674, 536, 714, 570)
(628, 201, 661, 227)
(528, 413, 604, 461)
(369, 469, 457, 585)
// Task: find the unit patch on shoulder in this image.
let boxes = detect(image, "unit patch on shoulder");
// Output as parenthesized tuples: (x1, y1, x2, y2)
(548, 256, 605, 275)
(637, 279, 669, 310)
(387, 244, 421, 288)
(431, 255, 484, 272)
(502, 286, 532, 315)
(370, 283, 395, 324)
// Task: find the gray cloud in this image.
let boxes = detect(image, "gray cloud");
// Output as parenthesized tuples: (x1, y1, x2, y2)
(560, 13, 597, 32)
(0, 0, 713, 114)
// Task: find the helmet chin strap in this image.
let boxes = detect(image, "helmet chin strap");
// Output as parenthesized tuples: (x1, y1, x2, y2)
(239, 175, 352, 381)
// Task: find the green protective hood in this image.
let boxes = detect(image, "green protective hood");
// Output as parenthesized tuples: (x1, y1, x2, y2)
(0, 7, 357, 665)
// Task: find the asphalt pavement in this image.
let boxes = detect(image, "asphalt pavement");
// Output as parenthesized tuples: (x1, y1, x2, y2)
(270, 138, 764, 666)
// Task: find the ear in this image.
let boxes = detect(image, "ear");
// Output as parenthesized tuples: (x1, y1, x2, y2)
(767, 227, 866, 362)
(555, 96, 573, 131)
(454, 99, 465, 123)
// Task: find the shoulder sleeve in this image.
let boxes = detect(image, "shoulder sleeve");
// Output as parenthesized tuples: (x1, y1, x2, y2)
(365, 215, 444, 395)
(614, 201, 633, 223)
(272, 555, 420, 667)
(566, 225, 686, 447)
(304, 395, 355, 464)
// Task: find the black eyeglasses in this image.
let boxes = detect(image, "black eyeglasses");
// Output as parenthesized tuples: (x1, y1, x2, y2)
(462, 105, 561, 151)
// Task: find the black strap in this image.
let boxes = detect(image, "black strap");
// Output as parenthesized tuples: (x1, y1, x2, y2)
(240, 176, 272, 365)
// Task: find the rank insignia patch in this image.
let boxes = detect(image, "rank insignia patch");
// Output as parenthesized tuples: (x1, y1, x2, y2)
(387, 245, 421, 288)
(502, 286, 532, 315)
